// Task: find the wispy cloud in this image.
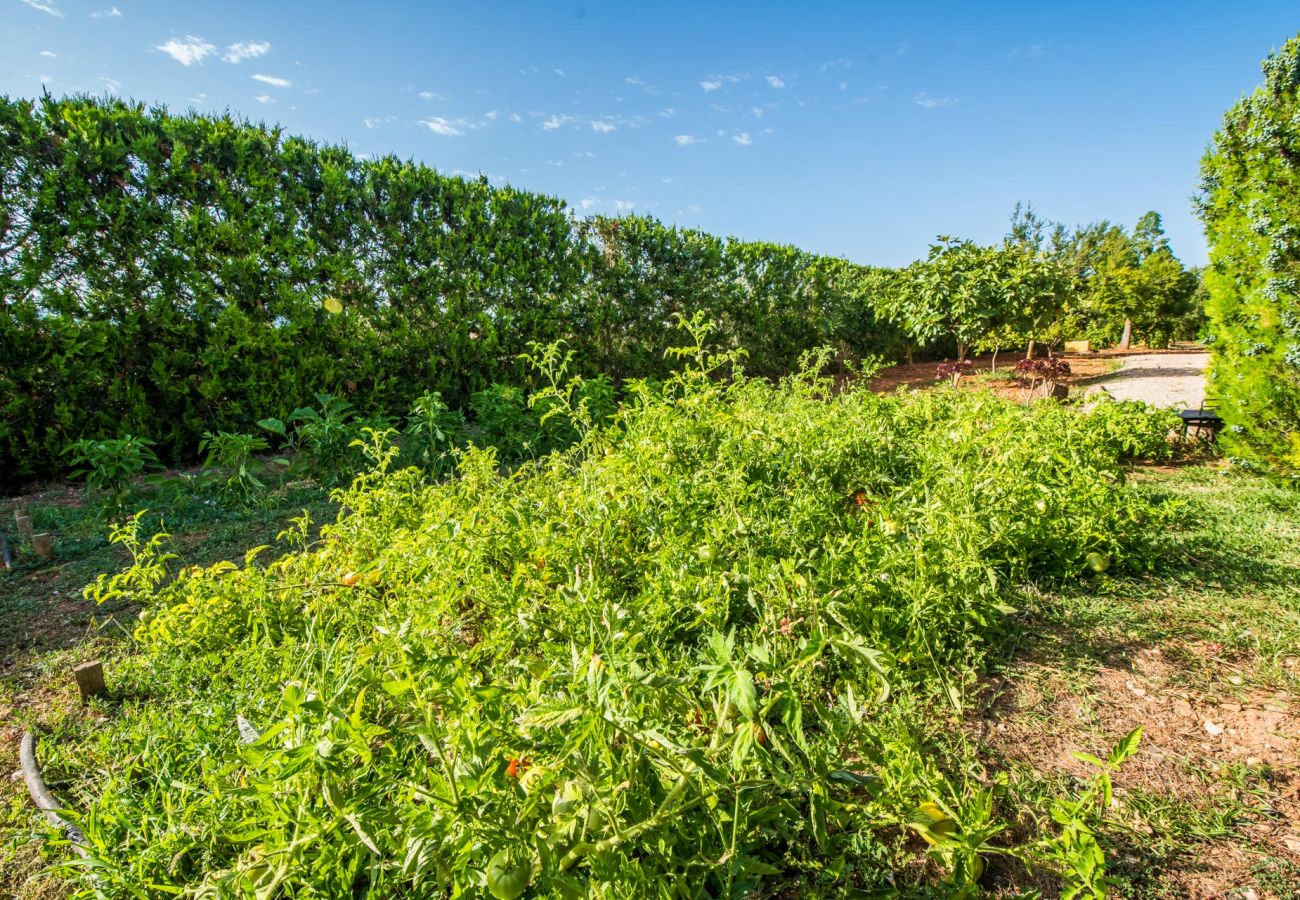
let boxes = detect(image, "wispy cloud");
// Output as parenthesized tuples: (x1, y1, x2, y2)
(20, 0, 64, 17)
(99, 76, 120, 93)
(590, 120, 616, 133)
(39, 50, 57, 58)
(252, 73, 291, 88)
(732, 132, 752, 146)
(674, 134, 700, 146)
(542, 114, 575, 131)
(765, 75, 786, 88)
(90, 5, 120, 17)
(819, 58, 851, 73)
(614, 200, 636, 212)
(254, 94, 276, 104)
(224, 41, 271, 63)
(157, 36, 216, 66)
(751, 106, 765, 118)
(362, 116, 395, 129)
(579, 197, 598, 210)
(700, 73, 744, 92)
(422, 117, 466, 136)
(914, 92, 956, 109)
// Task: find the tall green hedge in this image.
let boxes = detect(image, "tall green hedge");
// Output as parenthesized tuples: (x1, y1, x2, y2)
(1199, 35, 1300, 474)
(0, 95, 902, 486)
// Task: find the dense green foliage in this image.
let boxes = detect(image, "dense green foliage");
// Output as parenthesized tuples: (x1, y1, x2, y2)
(50, 333, 1179, 897)
(1199, 34, 1300, 473)
(0, 95, 904, 487)
(873, 207, 1202, 364)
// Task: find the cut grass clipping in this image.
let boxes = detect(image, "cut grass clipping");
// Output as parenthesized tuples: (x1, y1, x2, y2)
(40, 334, 1179, 897)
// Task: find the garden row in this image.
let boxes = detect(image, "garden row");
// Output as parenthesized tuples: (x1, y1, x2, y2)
(1, 95, 1202, 488)
(45, 334, 1182, 897)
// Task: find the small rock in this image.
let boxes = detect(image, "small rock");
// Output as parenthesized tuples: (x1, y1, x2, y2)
(1241, 889, 1260, 900)
(1283, 835, 1300, 854)
(1228, 675, 1243, 685)
(1173, 699, 1193, 716)
(1126, 680, 1147, 698)
(1204, 720, 1225, 736)
(1220, 702, 1243, 713)
(1245, 756, 1262, 766)
(1263, 701, 1289, 712)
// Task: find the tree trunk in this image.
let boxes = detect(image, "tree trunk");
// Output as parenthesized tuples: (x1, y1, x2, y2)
(905, 346, 914, 366)
(1119, 318, 1132, 350)
(956, 342, 967, 363)
(991, 348, 999, 372)
(1026, 338, 1036, 360)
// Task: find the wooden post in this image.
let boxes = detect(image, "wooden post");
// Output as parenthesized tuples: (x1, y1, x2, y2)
(31, 533, 54, 560)
(15, 514, 33, 543)
(74, 660, 105, 701)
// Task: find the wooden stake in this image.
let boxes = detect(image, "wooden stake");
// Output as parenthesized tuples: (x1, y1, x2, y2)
(15, 514, 33, 543)
(31, 532, 54, 560)
(74, 660, 105, 701)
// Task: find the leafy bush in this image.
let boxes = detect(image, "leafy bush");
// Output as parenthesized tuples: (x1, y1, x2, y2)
(62, 435, 160, 511)
(1080, 398, 1181, 461)
(1198, 33, 1300, 473)
(61, 340, 1177, 896)
(402, 391, 467, 476)
(198, 431, 275, 507)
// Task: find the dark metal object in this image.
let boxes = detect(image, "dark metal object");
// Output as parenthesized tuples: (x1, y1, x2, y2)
(19, 730, 88, 853)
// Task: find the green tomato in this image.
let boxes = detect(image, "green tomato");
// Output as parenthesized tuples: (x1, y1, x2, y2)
(697, 545, 715, 563)
(486, 848, 532, 900)
(1085, 551, 1110, 573)
(552, 780, 583, 817)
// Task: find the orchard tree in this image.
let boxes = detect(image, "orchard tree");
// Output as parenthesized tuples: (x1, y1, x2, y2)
(885, 237, 1006, 362)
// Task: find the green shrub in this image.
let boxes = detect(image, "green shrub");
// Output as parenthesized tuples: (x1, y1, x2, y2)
(1198, 34, 1300, 473)
(198, 431, 275, 507)
(402, 391, 467, 475)
(64, 342, 1177, 896)
(62, 434, 160, 512)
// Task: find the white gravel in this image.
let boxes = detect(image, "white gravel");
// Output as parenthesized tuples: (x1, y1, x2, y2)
(1094, 352, 1209, 409)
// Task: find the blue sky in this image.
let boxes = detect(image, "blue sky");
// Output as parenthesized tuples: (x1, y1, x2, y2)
(4, 1, 1298, 267)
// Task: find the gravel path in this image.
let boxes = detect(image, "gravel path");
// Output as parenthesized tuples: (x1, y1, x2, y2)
(1094, 352, 1209, 409)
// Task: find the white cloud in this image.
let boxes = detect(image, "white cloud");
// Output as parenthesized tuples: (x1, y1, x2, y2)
(485, 109, 499, 121)
(732, 132, 752, 146)
(590, 120, 616, 133)
(765, 75, 786, 88)
(914, 92, 956, 109)
(614, 200, 636, 211)
(422, 116, 464, 136)
(661, 176, 672, 183)
(699, 80, 722, 92)
(542, 114, 574, 130)
(751, 106, 764, 118)
(157, 36, 216, 66)
(224, 41, 271, 63)
(819, 58, 851, 73)
(254, 94, 275, 104)
(509, 112, 522, 122)
(674, 134, 699, 146)
(579, 197, 597, 209)
(39, 50, 57, 58)
(99, 76, 120, 93)
(658, 107, 675, 118)
(20, 0, 64, 18)
(252, 73, 291, 88)
(553, 67, 565, 77)
(363, 116, 395, 129)
(90, 5, 121, 17)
